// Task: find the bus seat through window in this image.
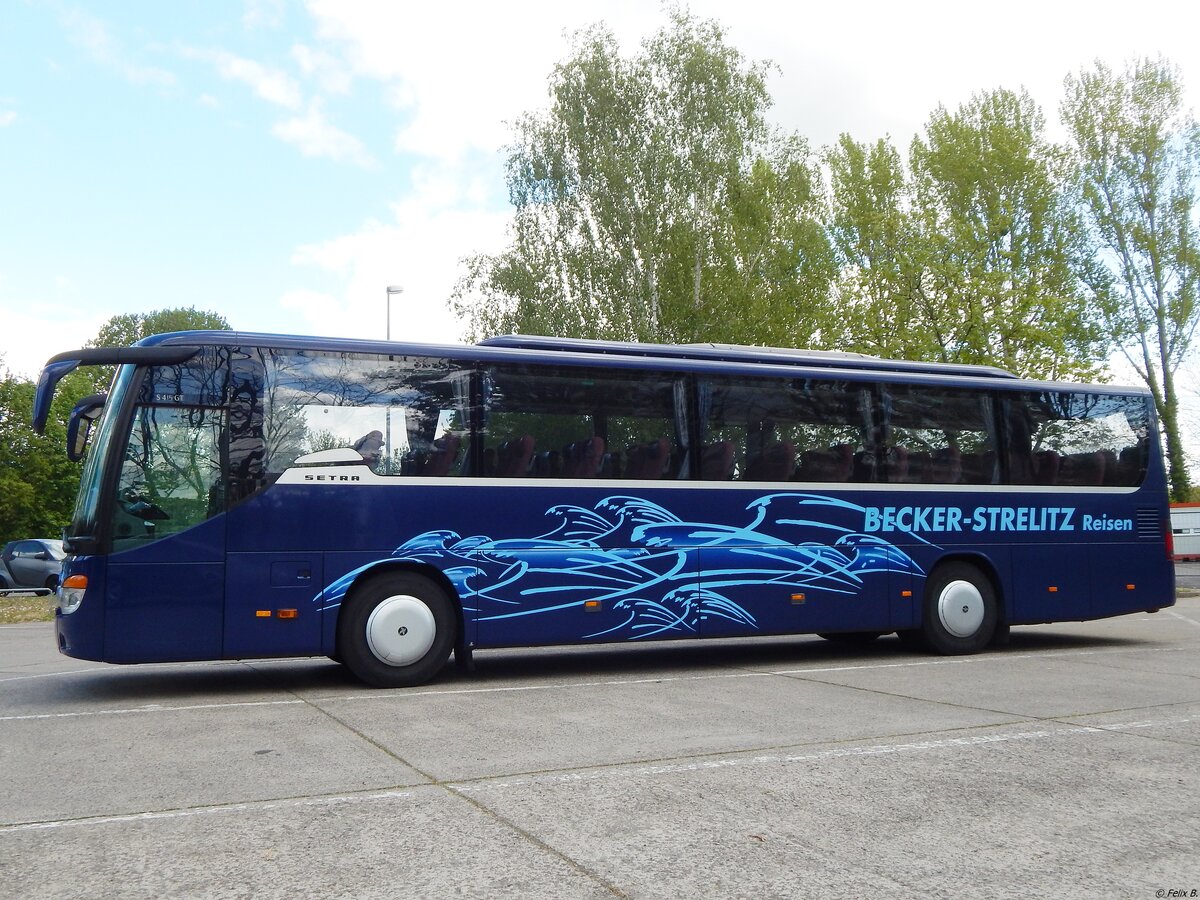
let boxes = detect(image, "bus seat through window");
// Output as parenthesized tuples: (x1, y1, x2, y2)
(424, 434, 461, 477)
(1034, 450, 1060, 485)
(700, 441, 735, 480)
(747, 441, 796, 482)
(498, 436, 535, 477)
(930, 447, 962, 484)
(563, 437, 605, 478)
(883, 446, 909, 482)
(626, 438, 670, 479)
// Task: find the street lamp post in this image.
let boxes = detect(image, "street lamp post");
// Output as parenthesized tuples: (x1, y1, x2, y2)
(386, 285, 403, 341)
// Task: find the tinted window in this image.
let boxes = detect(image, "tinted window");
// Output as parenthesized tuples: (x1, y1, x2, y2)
(484, 365, 685, 479)
(240, 350, 472, 487)
(1003, 392, 1150, 486)
(699, 377, 875, 482)
(880, 384, 999, 484)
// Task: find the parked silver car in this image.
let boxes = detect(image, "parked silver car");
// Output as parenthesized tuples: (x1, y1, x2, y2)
(0, 539, 66, 590)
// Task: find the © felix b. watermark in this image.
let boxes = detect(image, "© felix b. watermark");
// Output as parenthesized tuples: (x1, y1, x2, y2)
(1156, 891, 1198, 898)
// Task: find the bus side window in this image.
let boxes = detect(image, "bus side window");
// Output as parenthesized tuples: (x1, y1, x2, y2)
(700, 376, 874, 484)
(879, 384, 997, 485)
(253, 349, 471, 479)
(1015, 392, 1149, 488)
(484, 364, 682, 480)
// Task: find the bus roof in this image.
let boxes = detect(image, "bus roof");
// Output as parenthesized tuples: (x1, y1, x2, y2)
(478, 334, 1019, 380)
(33, 329, 1151, 435)
(123, 330, 1152, 397)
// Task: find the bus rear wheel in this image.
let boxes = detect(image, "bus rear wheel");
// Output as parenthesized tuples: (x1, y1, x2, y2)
(920, 561, 998, 655)
(338, 572, 457, 688)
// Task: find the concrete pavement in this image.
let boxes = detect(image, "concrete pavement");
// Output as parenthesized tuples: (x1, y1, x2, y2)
(2, 595, 1198, 898)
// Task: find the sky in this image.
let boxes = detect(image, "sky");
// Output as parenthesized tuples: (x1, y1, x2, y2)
(1, 0, 1198, 391)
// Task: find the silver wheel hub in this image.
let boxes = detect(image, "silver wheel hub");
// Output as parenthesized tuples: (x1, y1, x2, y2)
(937, 579, 985, 638)
(365, 594, 437, 666)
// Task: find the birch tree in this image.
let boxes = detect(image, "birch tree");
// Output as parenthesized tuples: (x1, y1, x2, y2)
(452, 10, 833, 347)
(1062, 58, 1200, 500)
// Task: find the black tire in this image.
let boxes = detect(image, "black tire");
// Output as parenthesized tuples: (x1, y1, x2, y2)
(817, 631, 884, 644)
(337, 571, 457, 688)
(44, 575, 59, 591)
(920, 561, 998, 655)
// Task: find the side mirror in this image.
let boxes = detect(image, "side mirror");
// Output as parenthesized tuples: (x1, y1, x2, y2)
(67, 394, 107, 463)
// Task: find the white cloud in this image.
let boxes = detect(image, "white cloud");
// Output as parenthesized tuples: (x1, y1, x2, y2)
(272, 101, 375, 168)
(182, 47, 303, 109)
(291, 43, 352, 95)
(60, 8, 175, 88)
(0, 110, 15, 127)
(306, 1, 660, 162)
(0, 302, 112, 380)
(278, 288, 341, 328)
(276, 162, 511, 344)
(233, 0, 1200, 410)
(243, 0, 286, 30)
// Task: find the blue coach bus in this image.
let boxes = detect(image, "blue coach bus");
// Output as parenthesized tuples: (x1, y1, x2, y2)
(33, 331, 1175, 687)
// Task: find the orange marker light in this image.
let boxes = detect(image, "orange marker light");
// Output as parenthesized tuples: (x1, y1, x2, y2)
(1126, 584, 1136, 591)
(63, 575, 88, 589)
(256, 610, 271, 618)
(277, 609, 298, 619)
(1048, 586, 1059, 593)
(901, 590, 913, 598)
(791, 593, 806, 604)
(584, 600, 602, 612)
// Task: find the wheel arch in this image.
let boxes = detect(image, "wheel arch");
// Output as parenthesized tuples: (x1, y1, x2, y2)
(923, 552, 1006, 625)
(334, 560, 468, 652)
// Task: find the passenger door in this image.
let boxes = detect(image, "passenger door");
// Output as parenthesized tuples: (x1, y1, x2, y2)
(104, 402, 227, 662)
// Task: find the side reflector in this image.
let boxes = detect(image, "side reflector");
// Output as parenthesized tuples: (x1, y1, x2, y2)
(255, 610, 271, 618)
(584, 600, 602, 612)
(277, 609, 298, 619)
(1048, 586, 1059, 593)
(63, 574, 88, 589)
(1126, 584, 1136, 591)
(901, 590, 913, 598)
(791, 593, 806, 604)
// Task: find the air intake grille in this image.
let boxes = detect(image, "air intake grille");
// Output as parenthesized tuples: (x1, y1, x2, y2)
(1136, 508, 1160, 540)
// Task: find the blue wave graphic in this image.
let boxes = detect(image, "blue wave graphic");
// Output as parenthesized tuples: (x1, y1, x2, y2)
(317, 493, 925, 641)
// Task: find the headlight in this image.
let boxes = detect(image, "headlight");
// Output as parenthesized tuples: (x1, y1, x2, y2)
(58, 574, 87, 615)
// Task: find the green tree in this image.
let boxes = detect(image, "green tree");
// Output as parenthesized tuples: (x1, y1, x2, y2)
(826, 135, 925, 357)
(0, 367, 94, 544)
(911, 89, 1104, 380)
(829, 91, 1103, 381)
(452, 10, 833, 346)
(1062, 58, 1200, 500)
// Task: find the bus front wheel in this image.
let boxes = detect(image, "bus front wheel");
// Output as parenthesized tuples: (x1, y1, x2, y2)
(920, 562, 998, 655)
(338, 572, 457, 688)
